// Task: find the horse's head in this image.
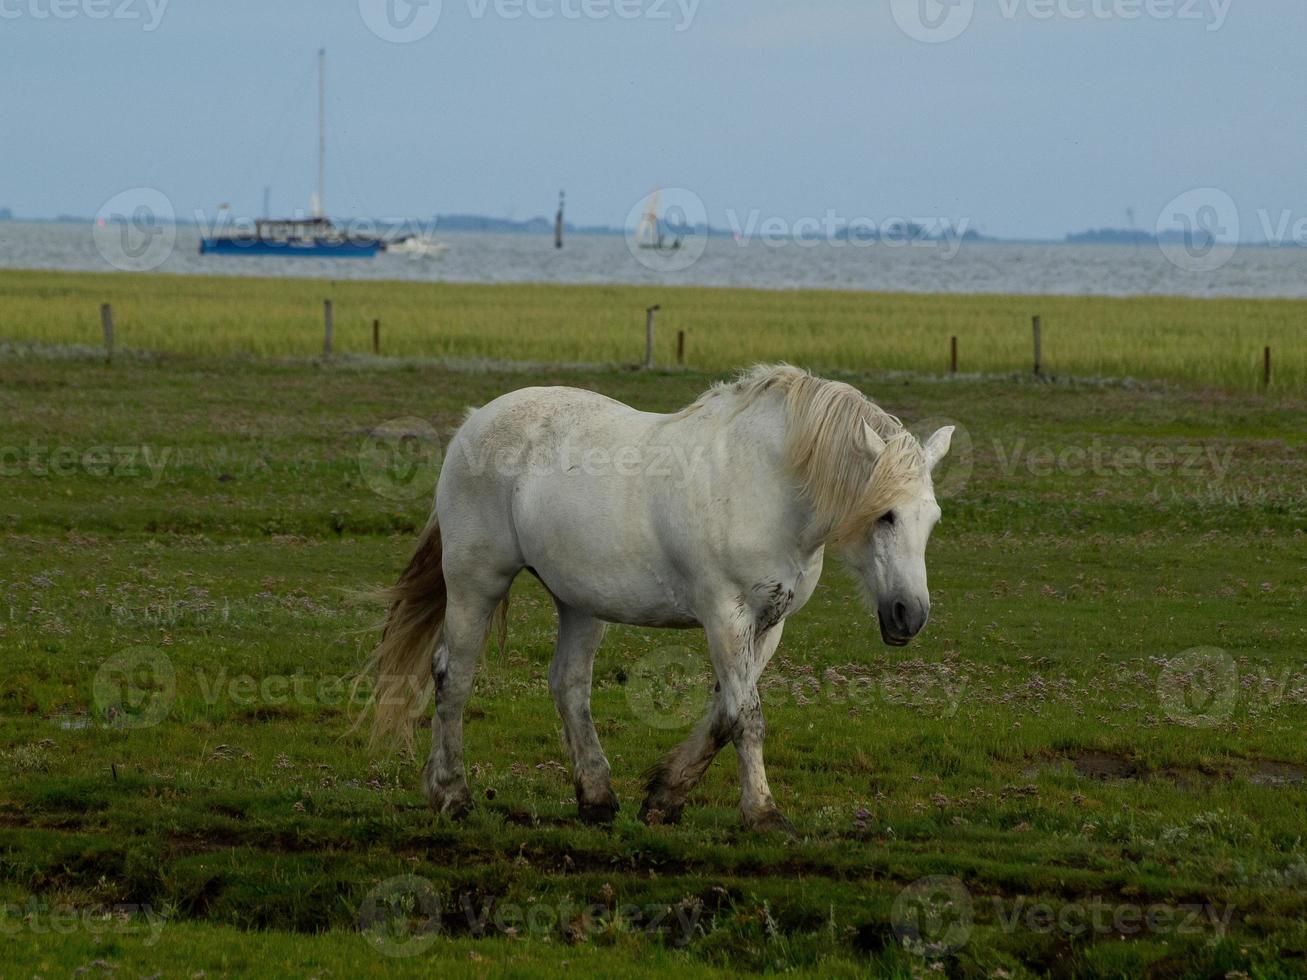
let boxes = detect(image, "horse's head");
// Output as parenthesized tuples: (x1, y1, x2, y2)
(853, 423, 953, 647)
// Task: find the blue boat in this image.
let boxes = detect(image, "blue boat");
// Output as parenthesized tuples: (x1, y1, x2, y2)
(201, 50, 381, 260)
(201, 217, 382, 257)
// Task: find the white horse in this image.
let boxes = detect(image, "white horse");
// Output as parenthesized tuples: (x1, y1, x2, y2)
(361, 365, 952, 831)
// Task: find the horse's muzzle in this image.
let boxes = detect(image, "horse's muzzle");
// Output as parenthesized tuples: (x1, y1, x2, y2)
(878, 597, 928, 647)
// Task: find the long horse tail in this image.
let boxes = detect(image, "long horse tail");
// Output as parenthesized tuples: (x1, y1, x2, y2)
(353, 516, 509, 750)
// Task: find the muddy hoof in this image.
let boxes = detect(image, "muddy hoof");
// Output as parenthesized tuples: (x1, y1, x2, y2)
(578, 798, 620, 825)
(743, 808, 795, 835)
(638, 798, 684, 826)
(429, 787, 474, 820)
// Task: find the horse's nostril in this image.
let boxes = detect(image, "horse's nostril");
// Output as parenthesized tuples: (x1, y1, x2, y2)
(893, 600, 909, 632)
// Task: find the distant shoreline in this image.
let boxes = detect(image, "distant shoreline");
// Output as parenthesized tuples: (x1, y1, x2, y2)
(0, 215, 1282, 248)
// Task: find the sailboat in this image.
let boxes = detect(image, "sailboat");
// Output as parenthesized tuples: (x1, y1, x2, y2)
(634, 187, 683, 251)
(200, 50, 384, 258)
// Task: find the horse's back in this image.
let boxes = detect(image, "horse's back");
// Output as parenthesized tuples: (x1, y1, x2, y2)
(449, 385, 653, 469)
(437, 384, 695, 624)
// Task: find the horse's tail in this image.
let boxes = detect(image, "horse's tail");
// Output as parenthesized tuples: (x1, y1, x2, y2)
(354, 516, 450, 749)
(353, 515, 511, 750)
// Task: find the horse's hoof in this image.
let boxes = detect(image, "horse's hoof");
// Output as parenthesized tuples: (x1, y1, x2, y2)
(443, 798, 474, 820)
(429, 786, 473, 820)
(578, 797, 620, 825)
(743, 808, 795, 835)
(638, 798, 684, 826)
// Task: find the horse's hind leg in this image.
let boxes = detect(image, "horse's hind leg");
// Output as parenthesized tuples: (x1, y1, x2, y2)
(424, 572, 512, 817)
(549, 601, 618, 824)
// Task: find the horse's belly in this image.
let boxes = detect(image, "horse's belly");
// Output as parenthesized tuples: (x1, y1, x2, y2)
(527, 550, 700, 628)
(515, 480, 698, 628)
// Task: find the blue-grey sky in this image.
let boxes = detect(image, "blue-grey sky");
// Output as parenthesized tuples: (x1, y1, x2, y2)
(1, 0, 1299, 239)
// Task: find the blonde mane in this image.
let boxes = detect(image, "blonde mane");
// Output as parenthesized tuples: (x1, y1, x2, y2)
(695, 365, 927, 543)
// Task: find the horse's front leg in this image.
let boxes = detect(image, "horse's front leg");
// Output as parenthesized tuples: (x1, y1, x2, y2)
(717, 621, 790, 832)
(639, 617, 787, 830)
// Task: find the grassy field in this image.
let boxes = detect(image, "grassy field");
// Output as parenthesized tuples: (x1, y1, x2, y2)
(1, 335, 1305, 977)
(1, 268, 1304, 391)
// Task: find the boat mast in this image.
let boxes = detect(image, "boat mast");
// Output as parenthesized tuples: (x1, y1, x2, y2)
(316, 48, 326, 218)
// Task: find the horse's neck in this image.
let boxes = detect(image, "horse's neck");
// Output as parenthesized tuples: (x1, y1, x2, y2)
(696, 392, 829, 554)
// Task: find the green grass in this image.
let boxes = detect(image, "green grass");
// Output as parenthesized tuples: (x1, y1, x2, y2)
(1, 267, 1304, 391)
(1, 339, 1305, 975)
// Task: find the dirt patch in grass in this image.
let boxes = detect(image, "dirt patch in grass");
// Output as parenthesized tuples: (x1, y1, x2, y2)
(1071, 749, 1144, 781)
(1027, 750, 1307, 788)
(1248, 760, 1307, 787)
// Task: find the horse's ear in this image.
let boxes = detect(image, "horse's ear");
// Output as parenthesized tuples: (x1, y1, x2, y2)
(924, 426, 955, 471)
(862, 422, 887, 458)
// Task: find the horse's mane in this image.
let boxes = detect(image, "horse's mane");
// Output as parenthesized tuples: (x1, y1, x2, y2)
(688, 364, 927, 543)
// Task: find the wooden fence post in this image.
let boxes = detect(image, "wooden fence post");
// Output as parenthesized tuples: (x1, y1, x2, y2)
(1032, 315, 1043, 376)
(100, 303, 114, 364)
(644, 305, 660, 369)
(1263, 346, 1272, 388)
(323, 300, 334, 358)
(950, 335, 957, 374)
(373, 318, 381, 356)
(676, 330, 685, 366)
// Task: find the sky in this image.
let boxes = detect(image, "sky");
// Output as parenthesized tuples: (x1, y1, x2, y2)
(0, 0, 1301, 240)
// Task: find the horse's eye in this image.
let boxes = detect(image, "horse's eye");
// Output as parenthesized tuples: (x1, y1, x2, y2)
(879, 511, 896, 527)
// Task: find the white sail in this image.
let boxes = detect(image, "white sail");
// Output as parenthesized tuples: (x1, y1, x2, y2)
(636, 187, 661, 247)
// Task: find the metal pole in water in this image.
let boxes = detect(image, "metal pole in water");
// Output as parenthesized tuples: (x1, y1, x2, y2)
(555, 190, 564, 249)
